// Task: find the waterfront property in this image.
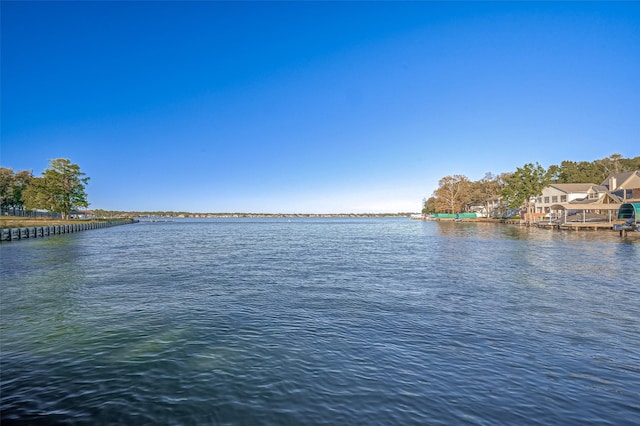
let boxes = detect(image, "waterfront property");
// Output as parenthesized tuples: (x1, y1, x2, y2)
(535, 183, 609, 214)
(529, 171, 640, 231)
(602, 170, 640, 201)
(548, 192, 623, 223)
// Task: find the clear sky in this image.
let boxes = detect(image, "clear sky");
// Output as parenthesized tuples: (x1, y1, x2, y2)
(2, 1, 639, 213)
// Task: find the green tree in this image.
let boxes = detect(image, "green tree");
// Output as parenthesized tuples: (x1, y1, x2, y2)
(23, 158, 90, 219)
(422, 196, 436, 214)
(619, 155, 640, 171)
(597, 153, 640, 180)
(597, 153, 624, 177)
(0, 167, 33, 215)
(547, 160, 604, 184)
(500, 163, 549, 224)
(0, 167, 15, 209)
(548, 154, 640, 185)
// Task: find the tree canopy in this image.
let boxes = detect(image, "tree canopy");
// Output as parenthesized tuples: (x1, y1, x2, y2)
(500, 163, 549, 210)
(0, 167, 33, 214)
(433, 174, 471, 214)
(547, 154, 640, 184)
(424, 153, 639, 216)
(22, 159, 89, 219)
(500, 163, 549, 223)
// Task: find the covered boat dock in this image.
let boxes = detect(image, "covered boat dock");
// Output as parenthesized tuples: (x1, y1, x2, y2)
(537, 202, 621, 231)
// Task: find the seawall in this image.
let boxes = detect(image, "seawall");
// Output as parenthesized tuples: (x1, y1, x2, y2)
(0, 219, 137, 243)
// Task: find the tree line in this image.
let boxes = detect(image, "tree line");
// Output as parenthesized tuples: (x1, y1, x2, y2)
(423, 153, 640, 216)
(0, 158, 89, 220)
(4, 154, 638, 219)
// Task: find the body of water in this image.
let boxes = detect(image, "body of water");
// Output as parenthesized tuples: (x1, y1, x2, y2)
(1, 218, 639, 424)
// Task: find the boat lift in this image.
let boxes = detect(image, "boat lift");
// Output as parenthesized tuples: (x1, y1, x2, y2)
(613, 202, 640, 236)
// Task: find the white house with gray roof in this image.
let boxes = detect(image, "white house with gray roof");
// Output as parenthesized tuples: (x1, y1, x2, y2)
(535, 183, 604, 214)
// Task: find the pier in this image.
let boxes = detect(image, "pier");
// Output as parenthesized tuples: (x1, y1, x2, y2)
(536, 221, 617, 231)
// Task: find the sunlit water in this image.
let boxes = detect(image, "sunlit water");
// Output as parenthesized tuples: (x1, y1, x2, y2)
(1, 218, 639, 425)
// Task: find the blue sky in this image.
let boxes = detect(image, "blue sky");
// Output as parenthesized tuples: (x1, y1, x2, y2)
(2, 1, 639, 213)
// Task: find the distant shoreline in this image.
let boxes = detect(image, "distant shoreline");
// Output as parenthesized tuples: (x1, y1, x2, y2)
(134, 213, 416, 219)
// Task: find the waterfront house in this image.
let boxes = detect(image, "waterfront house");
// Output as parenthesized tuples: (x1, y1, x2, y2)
(535, 183, 624, 224)
(465, 196, 519, 219)
(465, 201, 489, 218)
(484, 196, 515, 218)
(535, 183, 602, 215)
(601, 170, 640, 201)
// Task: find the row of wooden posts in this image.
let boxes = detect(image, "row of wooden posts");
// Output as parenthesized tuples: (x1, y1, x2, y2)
(0, 220, 136, 242)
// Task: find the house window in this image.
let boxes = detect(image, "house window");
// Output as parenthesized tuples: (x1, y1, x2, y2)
(589, 192, 598, 199)
(536, 197, 542, 203)
(552, 196, 558, 203)
(560, 195, 567, 202)
(544, 197, 550, 203)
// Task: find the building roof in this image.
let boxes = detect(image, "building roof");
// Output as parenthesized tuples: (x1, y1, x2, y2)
(548, 183, 597, 193)
(589, 185, 608, 192)
(550, 192, 623, 210)
(601, 170, 640, 188)
(567, 192, 622, 205)
(550, 203, 621, 211)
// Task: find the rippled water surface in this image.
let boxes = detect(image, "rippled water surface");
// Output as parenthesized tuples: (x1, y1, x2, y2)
(2, 218, 639, 424)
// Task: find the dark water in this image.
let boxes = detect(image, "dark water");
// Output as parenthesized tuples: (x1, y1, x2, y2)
(1, 218, 639, 425)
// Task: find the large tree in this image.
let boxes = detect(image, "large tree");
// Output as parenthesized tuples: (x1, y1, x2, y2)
(23, 158, 89, 219)
(0, 167, 33, 215)
(434, 174, 471, 214)
(548, 154, 640, 184)
(0, 167, 15, 209)
(500, 162, 549, 224)
(422, 196, 436, 214)
(467, 172, 511, 217)
(597, 153, 640, 178)
(547, 160, 604, 184)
